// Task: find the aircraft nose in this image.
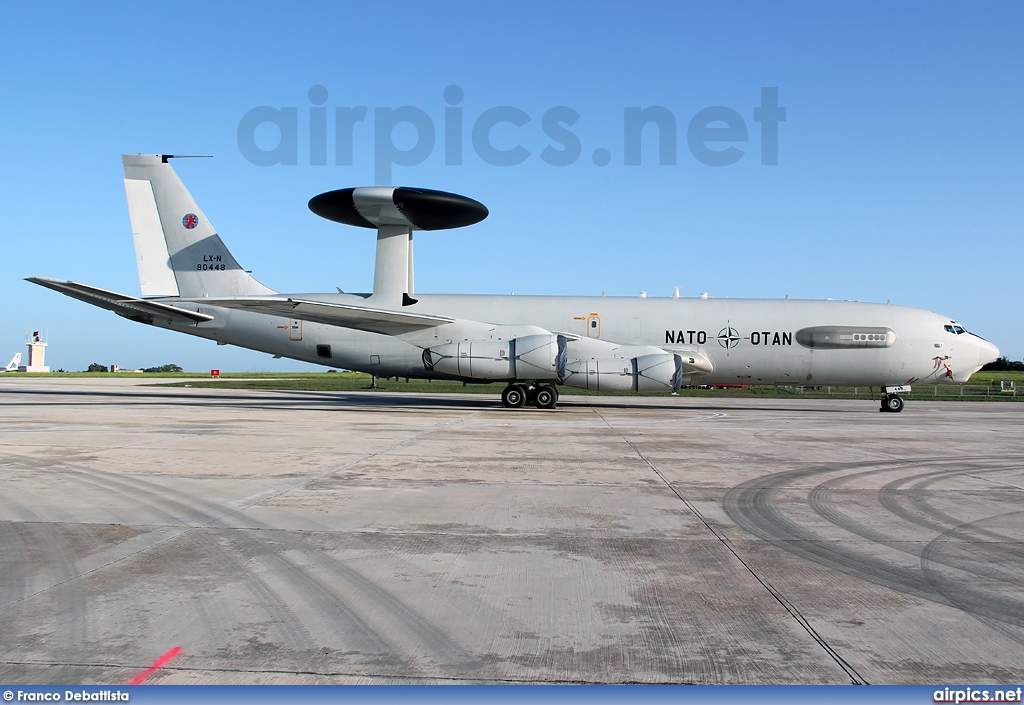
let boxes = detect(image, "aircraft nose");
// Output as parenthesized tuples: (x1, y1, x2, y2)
(977, 338, 1000, 368)
(951, 336, 1000, 383)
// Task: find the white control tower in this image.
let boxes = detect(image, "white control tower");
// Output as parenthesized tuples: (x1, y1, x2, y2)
(19, 330, 50, 373)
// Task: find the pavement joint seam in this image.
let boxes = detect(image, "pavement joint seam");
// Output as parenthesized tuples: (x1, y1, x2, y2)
(589, 406, 870, 685)
(0, 660, 693, 684)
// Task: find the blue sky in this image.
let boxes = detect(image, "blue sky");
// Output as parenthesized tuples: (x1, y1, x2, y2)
(2, 1, 1021, 371)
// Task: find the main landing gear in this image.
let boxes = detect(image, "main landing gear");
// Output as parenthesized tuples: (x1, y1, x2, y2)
(880, 393, 905, 413)
(501, 383, 559, 409)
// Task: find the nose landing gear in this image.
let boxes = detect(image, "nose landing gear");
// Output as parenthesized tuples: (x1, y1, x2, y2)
(880, 393, 905, 413)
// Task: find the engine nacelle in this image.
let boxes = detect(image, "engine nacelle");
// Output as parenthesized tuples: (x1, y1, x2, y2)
(561, 358, 636, 392)
(422, 341, 512, 379)
(423, 334, 687, 391)
(561, 353, 683, 393)
(422, 334, 561, 381)
(512, 334, 560, 379)
(634, 353, 683, 392)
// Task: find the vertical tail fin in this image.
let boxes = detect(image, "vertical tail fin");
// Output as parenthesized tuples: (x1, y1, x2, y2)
(4, 353, 21, 371)
(122, 154, 275, 298)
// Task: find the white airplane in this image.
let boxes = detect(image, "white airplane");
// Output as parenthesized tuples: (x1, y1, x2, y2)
(29, 154, 999, 412)
(1, 353, 21, 372)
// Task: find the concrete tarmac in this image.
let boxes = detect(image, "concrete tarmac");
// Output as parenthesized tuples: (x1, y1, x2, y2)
(0, 378, 1022, 684)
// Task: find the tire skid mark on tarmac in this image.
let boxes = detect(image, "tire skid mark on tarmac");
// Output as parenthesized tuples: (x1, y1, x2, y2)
(724, 455, 1024, 635)
(53, 466, 317, 655)
(51, 463, 443, 674)
(810, 459, 1022, 562)
(300, 540, 475, 671)
(893, 463, 1024, 546)
(0, 467, 316, 673)
(606, 535, 705, 680)
(922, 510, 1024, 646)
(811, 457, 1019, 594)
(61, 450, 478, 671)
(2, 416, 479, 677)
(879, 465, 1001, 538)
(808, 462, 924, 545)
(241, 546, 395, 659)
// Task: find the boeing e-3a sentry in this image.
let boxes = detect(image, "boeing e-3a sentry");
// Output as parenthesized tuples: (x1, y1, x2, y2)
(29, 154, 999, 412)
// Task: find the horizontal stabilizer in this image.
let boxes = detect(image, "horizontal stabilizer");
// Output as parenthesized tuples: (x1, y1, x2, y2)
(26, 277, 214, 324)
(195, 297, 453, 335)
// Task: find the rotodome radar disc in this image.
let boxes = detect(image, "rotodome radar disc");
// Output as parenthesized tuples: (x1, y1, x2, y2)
(308, 186, 488, 230)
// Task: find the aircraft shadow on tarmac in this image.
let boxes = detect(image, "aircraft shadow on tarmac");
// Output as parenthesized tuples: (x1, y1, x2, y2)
(1, 386, 859, 414)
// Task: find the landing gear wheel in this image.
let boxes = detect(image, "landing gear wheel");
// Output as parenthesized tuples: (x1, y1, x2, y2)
(501, 384, 527, 408)
(886, 394, 904, 413)
(534, 385, 557, 409)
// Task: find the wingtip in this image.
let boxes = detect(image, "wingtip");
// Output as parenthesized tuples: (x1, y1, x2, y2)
(26, 276, 61, 286)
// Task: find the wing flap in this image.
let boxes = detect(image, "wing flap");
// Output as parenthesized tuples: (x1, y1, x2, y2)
(26, 277, 214, 324)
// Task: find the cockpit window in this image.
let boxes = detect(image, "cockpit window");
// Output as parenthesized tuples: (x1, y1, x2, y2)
(945, 325, 955, 333)
(945, 324, 967, 335)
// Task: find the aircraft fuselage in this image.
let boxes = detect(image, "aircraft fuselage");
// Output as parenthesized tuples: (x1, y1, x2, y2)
(156, 292, 993, 388)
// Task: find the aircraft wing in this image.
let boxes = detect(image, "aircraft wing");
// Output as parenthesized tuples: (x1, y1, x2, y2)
(26, 277, 214, 324)
(198, 297, 454, 335)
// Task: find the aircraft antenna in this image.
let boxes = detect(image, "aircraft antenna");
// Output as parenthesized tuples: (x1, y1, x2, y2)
(160, 155, 213, 162)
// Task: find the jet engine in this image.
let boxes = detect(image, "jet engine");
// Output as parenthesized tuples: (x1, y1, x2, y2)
(423, 332, 700, 394)
(510, 334, 561, 379)
(422, 334, 561, 380)
(560, 353, 684, 393)
(422, 341, 512, 379)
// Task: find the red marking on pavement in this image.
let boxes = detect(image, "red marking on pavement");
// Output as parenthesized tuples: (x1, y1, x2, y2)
(126, 646, 182, 685)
